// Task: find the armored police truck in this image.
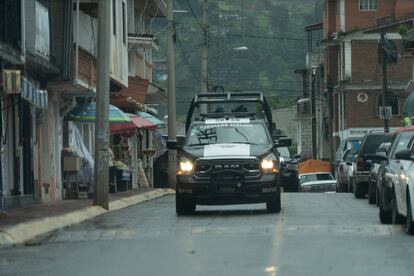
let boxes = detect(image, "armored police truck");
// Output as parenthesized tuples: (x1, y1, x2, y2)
(173, 92, 291, 215)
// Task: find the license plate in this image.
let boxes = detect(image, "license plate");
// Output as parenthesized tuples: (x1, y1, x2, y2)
(219, 187, 237, 193)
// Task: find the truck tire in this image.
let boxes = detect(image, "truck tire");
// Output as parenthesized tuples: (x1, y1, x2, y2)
(266, 193, 281, 213)
(176, 192, 195, 215)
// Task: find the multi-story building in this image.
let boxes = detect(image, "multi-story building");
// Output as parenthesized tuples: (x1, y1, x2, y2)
(0, 0, 167, 208)
(110, 0, 167, 187)
(323, 0, 414, 155)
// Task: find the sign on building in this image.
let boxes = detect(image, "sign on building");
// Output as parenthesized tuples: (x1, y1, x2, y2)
(379, 106, 392, 120)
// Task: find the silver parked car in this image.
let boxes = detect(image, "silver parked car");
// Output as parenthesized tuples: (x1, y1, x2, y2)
(299, 172, 337, 193)
(336, 148, 357, 192)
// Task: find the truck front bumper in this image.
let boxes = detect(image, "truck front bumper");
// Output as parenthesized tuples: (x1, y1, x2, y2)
(176, 173, 280, 205)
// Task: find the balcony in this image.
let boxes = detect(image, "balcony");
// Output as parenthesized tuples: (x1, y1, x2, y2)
(128, 34, 159, 51)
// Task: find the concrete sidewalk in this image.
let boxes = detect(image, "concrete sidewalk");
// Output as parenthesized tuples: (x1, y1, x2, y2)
(0, 188, 175, 247)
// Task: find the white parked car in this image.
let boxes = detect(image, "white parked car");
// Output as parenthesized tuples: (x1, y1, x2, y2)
(392, 146, 414, 234)
(299, 172, 337, 193)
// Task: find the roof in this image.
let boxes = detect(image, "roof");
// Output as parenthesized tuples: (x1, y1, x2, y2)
(305, 22, 323, 32)
(395, 126, 414, 133)
(190, 117, 264, 126)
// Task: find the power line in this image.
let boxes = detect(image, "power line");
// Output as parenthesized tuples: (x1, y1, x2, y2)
(175, 31, 200, 82)
(227, 33, 307, 41)
(184, 0, 207, 31)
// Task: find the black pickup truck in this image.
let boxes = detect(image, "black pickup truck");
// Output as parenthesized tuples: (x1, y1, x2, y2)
(173, 92, 291, 215)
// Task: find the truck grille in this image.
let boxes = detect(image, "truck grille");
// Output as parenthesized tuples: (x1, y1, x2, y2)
(194, 159, 260, 177)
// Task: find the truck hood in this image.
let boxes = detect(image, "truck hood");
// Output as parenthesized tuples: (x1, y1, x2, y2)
(182, 143, 272, 159)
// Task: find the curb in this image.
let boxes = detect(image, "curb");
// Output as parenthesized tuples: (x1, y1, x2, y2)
(0, 188, 175, 247)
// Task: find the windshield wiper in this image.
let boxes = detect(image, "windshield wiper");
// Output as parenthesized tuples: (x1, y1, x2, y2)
(234, 127, 250, 143)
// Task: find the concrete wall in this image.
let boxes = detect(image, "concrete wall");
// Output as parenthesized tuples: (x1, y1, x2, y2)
(272, 106, 298, 144)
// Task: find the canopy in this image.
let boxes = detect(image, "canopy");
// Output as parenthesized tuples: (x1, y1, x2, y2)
(136, 111, 165, 129)
(67, 103, 131, 123)
(110, 113, 157, 135)
(298, 159, 331, 175)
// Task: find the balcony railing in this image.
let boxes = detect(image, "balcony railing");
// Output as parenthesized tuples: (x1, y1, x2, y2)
(128, 34, 159, 51)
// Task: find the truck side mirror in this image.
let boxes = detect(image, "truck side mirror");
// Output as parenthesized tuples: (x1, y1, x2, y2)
(275, 137, 292, 148)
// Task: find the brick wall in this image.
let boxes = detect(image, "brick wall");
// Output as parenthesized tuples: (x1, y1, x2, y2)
(345, 0, 396, 33)
(324, 1, 414, 37)
(324, 0, 337, 39)
(345, 90, 408, 128)
(352, 40, 412, 83)
(395, 0, 414, 19)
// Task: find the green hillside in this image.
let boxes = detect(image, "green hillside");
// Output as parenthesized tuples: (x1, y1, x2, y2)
(153, 0, 321, 119)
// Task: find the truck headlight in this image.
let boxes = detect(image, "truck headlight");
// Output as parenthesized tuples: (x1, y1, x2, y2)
(261, 153, 279, 173)
(261, 159, 274, 170)
(178, 158, 194, 175)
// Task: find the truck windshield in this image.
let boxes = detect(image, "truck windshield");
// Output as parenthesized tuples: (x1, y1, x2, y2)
(187, 123, 270, 146)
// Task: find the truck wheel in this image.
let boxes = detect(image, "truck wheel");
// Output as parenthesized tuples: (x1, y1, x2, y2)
(353, 181, 365, 199)
(176, 192, 195, 216)
(406, 197, 414, 235)
(266, 193, 281, 213)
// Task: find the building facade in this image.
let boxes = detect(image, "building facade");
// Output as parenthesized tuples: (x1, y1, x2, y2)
(323, 0, 414, 156)
(0, 0, 168, 209)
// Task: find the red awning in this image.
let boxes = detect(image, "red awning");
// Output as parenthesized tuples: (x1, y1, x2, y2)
(110, 114, 157, 134)
(110, 122, 136, 135)
(131, 116, 157, 130)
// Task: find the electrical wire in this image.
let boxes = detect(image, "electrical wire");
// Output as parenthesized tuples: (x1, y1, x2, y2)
(227, 33, 308, 41)
(184, 0, 207, 31)
(175, 30, 201, 82)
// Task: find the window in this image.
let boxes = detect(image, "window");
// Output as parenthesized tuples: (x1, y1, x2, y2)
(122, 1, 126, 45)
(391, 132, 414, 159)
(359, 0, 378, 11)
(112, 0, 116, 35)
(377, 94, 399, 116)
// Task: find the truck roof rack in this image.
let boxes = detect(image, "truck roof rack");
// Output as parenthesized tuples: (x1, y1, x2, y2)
(185, 92, 274, 133)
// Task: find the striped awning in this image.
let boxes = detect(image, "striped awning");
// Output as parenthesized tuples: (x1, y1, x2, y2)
(21, 77, 48, 109)
(136, 111, 165, 129)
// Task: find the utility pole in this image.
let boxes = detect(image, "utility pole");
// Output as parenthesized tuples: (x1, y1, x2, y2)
(201, 0, 209, 93)
(93, 0, 111, 209)
(326, 78, 334, 162)
(311, 69, 317, 159)
(167, 0, 177, 189)
(380, 32, 389, 133)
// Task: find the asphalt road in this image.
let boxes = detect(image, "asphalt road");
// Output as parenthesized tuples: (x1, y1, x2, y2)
(1, 193, 413, 276)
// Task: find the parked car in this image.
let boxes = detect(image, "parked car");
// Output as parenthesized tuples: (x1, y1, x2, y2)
(393, 144, 414, 234)
(299, 172, 337, 193)
(333, 137, 362, 178)
(377, 128, 414, 224)
(350, 132, 394, 198)
(336, 148, 357, 192)
(367, 142, 391, 204)
(278, 146, 299, 192)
